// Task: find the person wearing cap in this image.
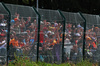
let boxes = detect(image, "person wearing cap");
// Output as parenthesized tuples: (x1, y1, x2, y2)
(12, 17, 21, 33)
(72, 33, 81, 44)
(86, 37, 95, 49)
(94, 27, 99, 32)
(64, 37, 73, 61)
(85, 36, 97, 59)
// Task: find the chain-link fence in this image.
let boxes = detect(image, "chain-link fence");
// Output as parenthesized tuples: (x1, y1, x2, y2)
(61, 11, 85, 62)
(83, 14, 100, 62)
(37, 9, 64, 63)
(0, 3, 9, 65)
(5, 4, 39, 62)
(1, 3, 100, 65)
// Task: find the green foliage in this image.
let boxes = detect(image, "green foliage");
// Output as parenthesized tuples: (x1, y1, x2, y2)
(37, 61, 52, 66)
(76, 60, 93, 66)
(7, 55, 98, 66)
(58, 63, 71, 66)
(8, 54, 38, 66)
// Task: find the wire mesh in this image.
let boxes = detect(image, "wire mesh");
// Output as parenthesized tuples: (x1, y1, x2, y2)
(83, 14, 100, 62)
(38, 9, 63, 63)
(0, 3, 9, 65)
(61, 11, 85, 62)
(5, 4, 38, 62)
(83, 14, 99, 28)
(1, 3, 100, 64)
(39, 9, 63, 22)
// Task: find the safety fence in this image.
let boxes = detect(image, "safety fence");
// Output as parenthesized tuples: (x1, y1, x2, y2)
(83, 14, 100, 62)
(0, 2, 100, 65)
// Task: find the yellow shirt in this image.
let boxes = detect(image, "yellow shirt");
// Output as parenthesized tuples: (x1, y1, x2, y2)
(49, 26, 55, 30)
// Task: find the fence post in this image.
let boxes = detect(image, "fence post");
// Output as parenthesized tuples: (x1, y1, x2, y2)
(32, 7, 41, 62)
(2, 2, 11, 65)
(58, 10, 66, 63)
(98, 14, 100, 66)
(79, 12, 86, 60)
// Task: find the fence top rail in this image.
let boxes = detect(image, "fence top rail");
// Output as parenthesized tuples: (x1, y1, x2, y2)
(38, 8, 63, 22)
(82, 13, 100, 24)
(5, 3, 32, 8)
(61, 11, 85, 23)
(0, 3, 9, 14)
(5, 3, 37, 18)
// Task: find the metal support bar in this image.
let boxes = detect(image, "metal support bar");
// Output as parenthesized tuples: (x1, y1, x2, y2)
(79, 12, 86, 60)
(2, 2, 11, 65)
(58, 10, 66, 63)
(32, 7, 41, 62)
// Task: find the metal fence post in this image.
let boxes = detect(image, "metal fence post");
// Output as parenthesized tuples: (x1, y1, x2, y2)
(58, 10, 66, 63)
(2, 2, 11, 65)
(32, 7, 41, 62)
(79, 12, 86, 60)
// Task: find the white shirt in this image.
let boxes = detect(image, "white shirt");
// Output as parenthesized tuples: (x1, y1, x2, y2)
(0, 40, 6, 49)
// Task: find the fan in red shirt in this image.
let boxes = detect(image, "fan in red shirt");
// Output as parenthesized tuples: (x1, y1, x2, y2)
(40, 30, 44, 43)
(34, 26, 44, 43)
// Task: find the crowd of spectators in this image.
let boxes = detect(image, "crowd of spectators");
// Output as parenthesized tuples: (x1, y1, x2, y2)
(0, 12, 100, 64)
(64, 23, 100, 62)
(0, 14, 8, 64)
